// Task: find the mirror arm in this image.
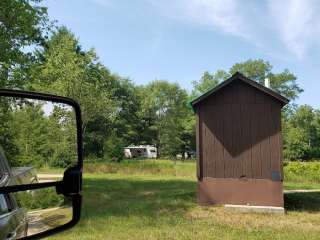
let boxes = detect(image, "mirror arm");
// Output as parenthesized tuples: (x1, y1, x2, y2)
(56, 166, 82, 196)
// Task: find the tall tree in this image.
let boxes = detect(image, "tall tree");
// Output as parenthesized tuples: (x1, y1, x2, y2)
(191, 70, 228, 98)
(139, 81, 189, 157)
(283, 105, 319, 160)
(283, 126, 310, 161)
(29, 27, 143, 159)
(29, 27, 121, 157)
(0, 0, 51, 163)
(192, 59, 303, 101)
(230, 59, 303, 101)
(289, 105, 317, 147)
(46, 105, 77, 167)
(0, 0, 51, 88)
(0, 98, 18, 164)
(111, 77, 142, 145)
(30, 27, 117, 125)
(10, 103, 49, 167)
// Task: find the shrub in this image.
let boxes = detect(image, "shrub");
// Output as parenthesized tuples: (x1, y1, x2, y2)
(14, 187, 68, 210)
(284, 161, 320, 183)
(103, 135, 124, 162)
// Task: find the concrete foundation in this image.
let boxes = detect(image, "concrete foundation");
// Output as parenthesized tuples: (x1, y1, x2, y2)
(224, 204, 284, 214)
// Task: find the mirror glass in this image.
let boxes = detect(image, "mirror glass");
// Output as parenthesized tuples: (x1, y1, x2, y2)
(0, 96, 77, 238)
(0, 187, 72, 239)
(0, 97, 78, 186)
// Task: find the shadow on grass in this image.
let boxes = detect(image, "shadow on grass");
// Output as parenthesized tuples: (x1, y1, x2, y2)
(284, 192, 320, 212)
(81, 177, 196, 219)
(82, 177, 320, 219)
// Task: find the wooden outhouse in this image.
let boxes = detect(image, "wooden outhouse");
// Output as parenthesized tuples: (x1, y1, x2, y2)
(191, 72, 289, 207)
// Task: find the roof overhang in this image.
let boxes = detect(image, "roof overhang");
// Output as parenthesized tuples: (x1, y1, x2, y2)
(190, 72, 289, 110)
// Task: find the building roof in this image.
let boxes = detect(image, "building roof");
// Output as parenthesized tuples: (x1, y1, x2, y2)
(190, 72, 289, 109)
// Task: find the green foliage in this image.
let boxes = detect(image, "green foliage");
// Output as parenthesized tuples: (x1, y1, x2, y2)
(10, 104, 50, 167)
(29, 27, 118, 127)
(103, 134, 125, 162)
(1, 101, 77, 168)
(283, 105, 320, 160)
(0, 0, 51, 88)
(284, 161, 320, 183)
(112, 78, 143, 146)
(191, 70, 228, 98)
(193, 59, 303, 101)
(283, 127, 310, 160)
(0, 0, 52, 164)
(15, 188, 66, 210)
(28, 27, 143, 159)
(46, 106, 77, 167)
(0, 99, 18, 163)
(138, 80, 192, 157)
(230, 59, 303, 100)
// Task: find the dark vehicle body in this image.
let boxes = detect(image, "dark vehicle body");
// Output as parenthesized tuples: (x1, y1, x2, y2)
(0, 147, 37, 239)
(0, 194, 28, 239)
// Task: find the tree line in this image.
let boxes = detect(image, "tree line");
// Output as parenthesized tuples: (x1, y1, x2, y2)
(0, 0, 318, 168)
(0, 101, 77, 168)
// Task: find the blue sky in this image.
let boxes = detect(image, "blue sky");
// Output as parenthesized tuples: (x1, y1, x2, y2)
(44, 0, 320, 107)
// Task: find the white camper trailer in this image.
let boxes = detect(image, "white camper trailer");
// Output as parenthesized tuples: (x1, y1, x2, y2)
(124, 145, 157, 159)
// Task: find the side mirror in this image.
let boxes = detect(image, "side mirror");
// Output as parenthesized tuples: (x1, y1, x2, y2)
(0, 89, 83, 239)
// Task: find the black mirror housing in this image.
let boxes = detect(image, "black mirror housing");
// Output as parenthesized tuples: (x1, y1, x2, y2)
(0, 89, 83, 239)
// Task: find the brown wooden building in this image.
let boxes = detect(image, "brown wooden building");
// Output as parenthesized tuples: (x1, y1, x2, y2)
(191, 72, 289, 207)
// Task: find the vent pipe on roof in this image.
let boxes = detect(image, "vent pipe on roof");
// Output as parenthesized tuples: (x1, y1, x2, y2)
(264, 78, 270, 88)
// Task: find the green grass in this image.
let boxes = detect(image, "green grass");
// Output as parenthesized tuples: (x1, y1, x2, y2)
(83, 160, 320, 190)
(284, 182, 320, 190)
(83, 159, 195, 177)
(45, 160, 320, 240)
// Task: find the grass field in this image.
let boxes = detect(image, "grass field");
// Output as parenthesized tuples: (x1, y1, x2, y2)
(47, 160, 320, 240)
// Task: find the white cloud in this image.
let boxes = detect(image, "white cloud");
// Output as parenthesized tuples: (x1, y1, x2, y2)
(92, 0, 320, 59)
(183, 0, 248, 38)
(149, 0, 249, 39)
(149, 0, 320, 59)
(268, 0, 320, 59)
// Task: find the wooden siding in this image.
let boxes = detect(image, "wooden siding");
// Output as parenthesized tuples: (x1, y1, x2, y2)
(196, 112, 201, 179)
(198, 178, 284, 207)
(197, 79, 283, 180)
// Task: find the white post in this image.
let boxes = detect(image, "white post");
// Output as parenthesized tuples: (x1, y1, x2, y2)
(264, 78, 270, 88)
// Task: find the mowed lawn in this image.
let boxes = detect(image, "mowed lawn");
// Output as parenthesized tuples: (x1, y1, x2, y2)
(48, 160, 320, 240)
